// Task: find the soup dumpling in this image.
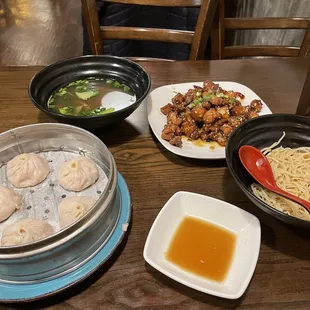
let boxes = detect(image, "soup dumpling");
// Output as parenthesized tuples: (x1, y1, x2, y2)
(7, 153, 50, 188)
(58, 196, 96, 228)
(58, 156, 99, 191)
(0, 185, 23, 222)
(1, 218, 54, 246)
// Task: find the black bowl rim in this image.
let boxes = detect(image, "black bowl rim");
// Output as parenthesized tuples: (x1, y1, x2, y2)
(226, 113, 310, 224)
(28, 55, 151, 120)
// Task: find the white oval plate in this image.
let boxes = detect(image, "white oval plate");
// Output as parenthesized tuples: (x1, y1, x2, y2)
(147, 81, 272, 159)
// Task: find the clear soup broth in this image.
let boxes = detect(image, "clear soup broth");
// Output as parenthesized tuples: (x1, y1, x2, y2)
(48, 78, 136, 116)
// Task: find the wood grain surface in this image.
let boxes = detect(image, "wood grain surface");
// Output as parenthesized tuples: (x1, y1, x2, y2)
(224, 17, 310, 29)
(100, 26, 195, 44)
(103, 0, 203, 6)
(0, 0, 82, 66)
(0, 58, 310, 310)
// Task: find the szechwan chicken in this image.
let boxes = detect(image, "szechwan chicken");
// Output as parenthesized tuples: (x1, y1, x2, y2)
(160, 81, 263, 147)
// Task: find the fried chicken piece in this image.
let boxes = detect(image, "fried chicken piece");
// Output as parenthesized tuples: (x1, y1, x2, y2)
(167, 111, 182, 126)
(220, 124, 233, 136)
(216, 106, 230, 119)
(190, 106, 207, 122)
(175, 126, 182, 136)
(182, 122, 199, 140)
(207, 126, 218, 133)
(210, 126, 220, 133)
(169, 136, 182, 147)
(231, 105, 249, 116)
(194, 85, 203, 91)
(210, 96, 225, 106)
(225, 90, 244, 100)
(172, 105, 186, 113)
(206, 131, 216, 140)
(228, 116, 246, 128)
(161, 124, 177, 141)
(234, 92, 245, 100)
(200, 124, 220, 141)
(184, 110, 196, 124)
(203, 81, 219, 91)
(202, 123, 211, 131)
(172, 93, 184, 105)
(214, 118, 228, 126)
(184, 88, 196, 105)
(200, 132, 209, 141)
(202, 101, 211, 109)
(202, 91, 210, 98)
(206, 131, 227, 146)
(203, 108, 222, 124)
(214, 132, 227, 146)
(223, 99, 231, 106)
(160, 103, 173, 115)
(225, 91, 237, 99)
(250, 99, 263, 113)
(247, 111, 259, 119)
(161, 123, 183, 147)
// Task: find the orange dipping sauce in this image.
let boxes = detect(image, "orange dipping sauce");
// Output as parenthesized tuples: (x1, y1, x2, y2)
(166, 216, 236, 282)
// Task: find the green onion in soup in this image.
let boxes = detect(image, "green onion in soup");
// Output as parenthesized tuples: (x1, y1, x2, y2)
(48, 78, 136, 116)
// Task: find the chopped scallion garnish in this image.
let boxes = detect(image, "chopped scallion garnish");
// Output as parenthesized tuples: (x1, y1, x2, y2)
(203, 95, 211, 101)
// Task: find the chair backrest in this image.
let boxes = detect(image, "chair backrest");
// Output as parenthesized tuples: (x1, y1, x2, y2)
(82, 0, 218, 60)
(211, 0, 310, 59)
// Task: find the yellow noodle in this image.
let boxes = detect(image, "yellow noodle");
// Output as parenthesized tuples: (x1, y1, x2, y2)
(251, 139, 310, 221)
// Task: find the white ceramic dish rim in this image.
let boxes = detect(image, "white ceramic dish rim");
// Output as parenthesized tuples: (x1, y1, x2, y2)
(143, 191, 261, 299)
(147, 81, 273, 160)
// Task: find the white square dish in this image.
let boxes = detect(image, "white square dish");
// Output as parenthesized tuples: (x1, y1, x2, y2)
(143, 191, 261, 299)
(147, 81, 272, 159)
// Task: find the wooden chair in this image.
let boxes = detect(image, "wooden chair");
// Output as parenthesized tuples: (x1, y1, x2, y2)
(296, 65, 310, 117)
(82, 0, 218, 61)
(211, 0, 310, 59)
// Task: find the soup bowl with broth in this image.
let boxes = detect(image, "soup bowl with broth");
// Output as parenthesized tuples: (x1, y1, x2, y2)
(28, 55, 151, 129)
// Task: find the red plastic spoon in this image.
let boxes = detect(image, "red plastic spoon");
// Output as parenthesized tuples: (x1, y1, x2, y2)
(239, 145, 310, 213)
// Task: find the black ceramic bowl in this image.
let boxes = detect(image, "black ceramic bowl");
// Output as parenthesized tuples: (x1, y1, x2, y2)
(226, 114, 310, 229)
(28, 55, 151, 129)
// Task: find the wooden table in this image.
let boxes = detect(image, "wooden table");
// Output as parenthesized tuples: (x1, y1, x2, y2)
(0, 58, 310, 310)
